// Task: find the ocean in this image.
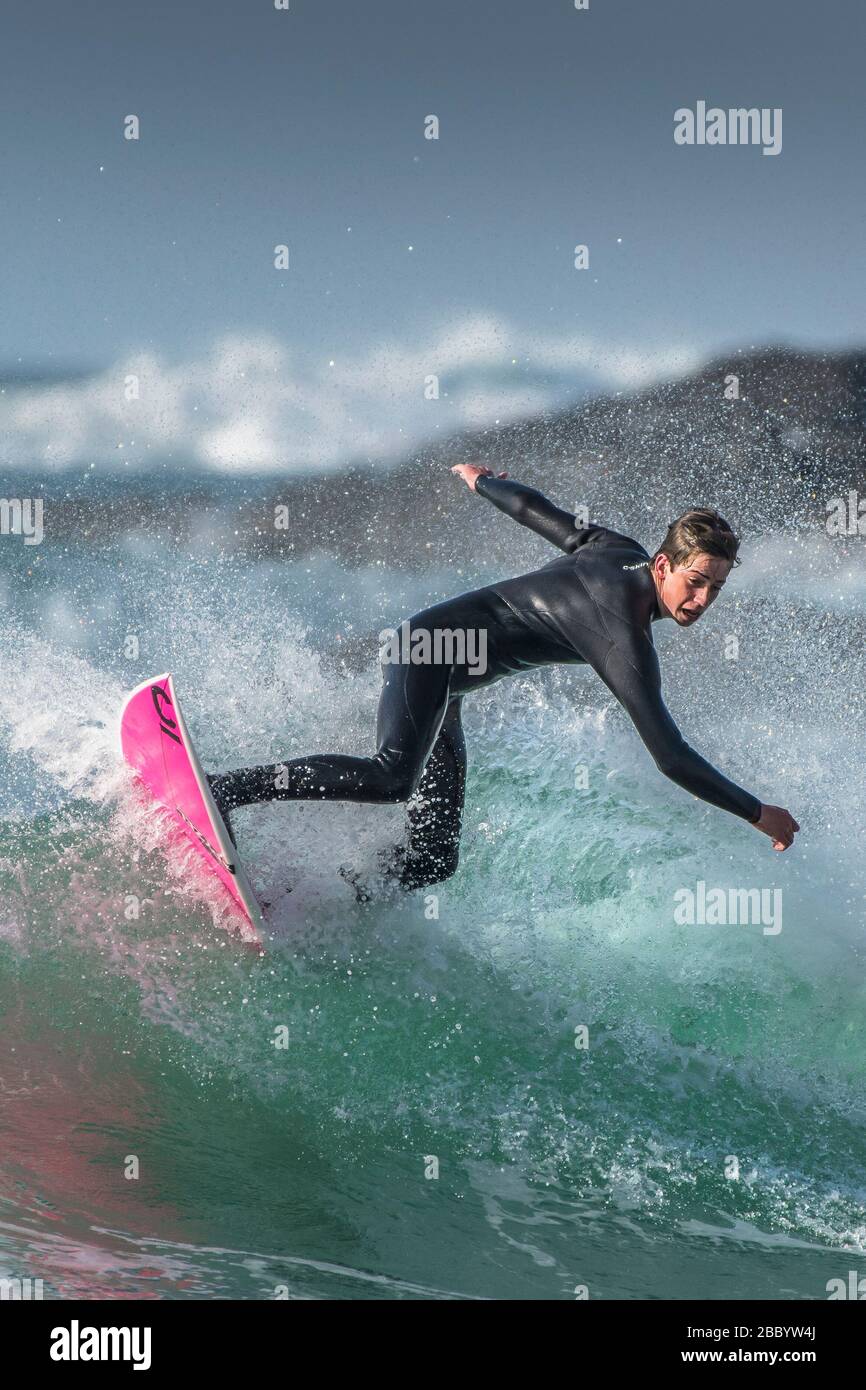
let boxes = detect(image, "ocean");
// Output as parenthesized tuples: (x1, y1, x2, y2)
(0, 469, 864, 1300)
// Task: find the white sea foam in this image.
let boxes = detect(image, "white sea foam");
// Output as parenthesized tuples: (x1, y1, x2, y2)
(0, 321, 699, 473)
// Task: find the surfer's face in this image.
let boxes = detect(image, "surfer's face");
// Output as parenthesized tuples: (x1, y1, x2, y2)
(655, 552, 732, 625)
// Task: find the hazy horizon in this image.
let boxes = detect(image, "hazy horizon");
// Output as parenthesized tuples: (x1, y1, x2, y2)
(1, 0, 863, 473)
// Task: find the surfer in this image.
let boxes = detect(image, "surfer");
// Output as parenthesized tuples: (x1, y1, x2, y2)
(208, 468, 799, 890)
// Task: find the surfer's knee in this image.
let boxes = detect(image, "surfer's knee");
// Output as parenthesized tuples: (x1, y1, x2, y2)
(370, 752, 423, 803)
(387, 769, 422, 802)
(368, 767, 419, 803)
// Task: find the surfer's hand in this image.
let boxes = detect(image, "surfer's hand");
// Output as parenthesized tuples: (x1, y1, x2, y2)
(754, 804, 800, 851)
(451, 464, 508, 491)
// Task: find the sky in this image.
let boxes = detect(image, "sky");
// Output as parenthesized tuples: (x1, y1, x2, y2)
(0, 0, 863, 472)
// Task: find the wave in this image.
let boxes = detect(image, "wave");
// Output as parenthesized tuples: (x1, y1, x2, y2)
(0, 521, 864, 1297)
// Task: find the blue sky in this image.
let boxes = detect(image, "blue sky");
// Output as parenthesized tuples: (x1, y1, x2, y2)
(1, 0, 863, 471)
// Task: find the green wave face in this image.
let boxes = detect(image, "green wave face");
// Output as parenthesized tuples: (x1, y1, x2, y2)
(0, 534, 864, 1301)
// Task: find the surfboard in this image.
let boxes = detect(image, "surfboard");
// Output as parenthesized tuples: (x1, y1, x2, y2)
(119, 673, 263, 934)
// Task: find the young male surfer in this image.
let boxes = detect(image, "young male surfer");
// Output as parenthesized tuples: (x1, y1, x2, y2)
(208, 467, 799, 889)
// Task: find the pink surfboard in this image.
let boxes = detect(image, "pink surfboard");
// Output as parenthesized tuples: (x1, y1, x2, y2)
(119, 673, 263, 934)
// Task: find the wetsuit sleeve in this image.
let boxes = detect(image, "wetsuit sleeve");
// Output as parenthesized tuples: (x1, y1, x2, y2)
(474, 475, 594, 553)
(600, 643, 762, 822)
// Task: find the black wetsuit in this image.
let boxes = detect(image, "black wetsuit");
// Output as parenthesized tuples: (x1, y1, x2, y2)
(210, 478, 761, 888)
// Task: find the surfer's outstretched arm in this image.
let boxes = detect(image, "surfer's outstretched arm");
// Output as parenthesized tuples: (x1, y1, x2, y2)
(600, 642, 799, 848)
(601, 643, 764, 823)
(451, 464, 590, 553)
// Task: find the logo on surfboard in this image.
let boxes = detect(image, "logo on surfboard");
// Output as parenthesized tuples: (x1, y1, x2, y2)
(151, 683, 235, 874)
(151, 684, 181, 743)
